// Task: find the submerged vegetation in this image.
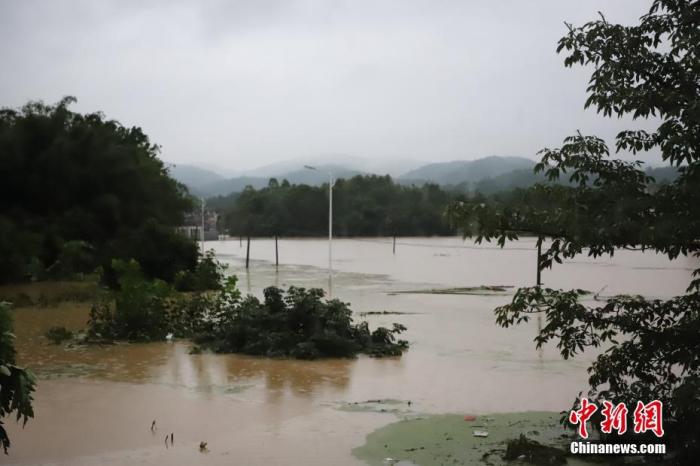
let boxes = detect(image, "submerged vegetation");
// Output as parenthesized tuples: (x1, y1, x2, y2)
(44, 326, 74, 345)
(87, 260, 409, 359)
(191, 285, 409, 359)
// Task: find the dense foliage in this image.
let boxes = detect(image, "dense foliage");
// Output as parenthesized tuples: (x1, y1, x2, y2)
(0, 303, 35, 453)
(88, 260, 172, 341)
(173, 251, 227, 292)
(191, 285, 409, 359)
(87, 262, 409, 359)
(0, 97, 197, 284)
(222, 176, 459, 237)
(449, 0, 698, 462)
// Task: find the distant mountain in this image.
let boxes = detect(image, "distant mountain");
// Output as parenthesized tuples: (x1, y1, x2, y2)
(167, 164, 225, 195)
(646, 165, 679, 184)
(399, 156, 536, 186)
(179, 164, 365, 197)
(170, 156, 538, 197)
(197, 176, 271, 197)
(245, 155, 422, 178)
(271, 165, 363, 185)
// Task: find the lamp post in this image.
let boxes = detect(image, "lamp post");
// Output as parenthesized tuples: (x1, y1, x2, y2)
(304, 165, 333, 286)
(200, 197, 205, 255)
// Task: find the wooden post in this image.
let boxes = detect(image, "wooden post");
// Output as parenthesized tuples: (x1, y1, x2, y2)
(536, 240, 542, 286)
(393, 235, 396, 254)
(275, 234, 279, 267)
(246, 235, 251, 269)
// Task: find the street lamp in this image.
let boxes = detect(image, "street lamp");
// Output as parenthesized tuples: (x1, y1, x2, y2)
(304, 165, 333, 286)
(200, 196, 205, 255)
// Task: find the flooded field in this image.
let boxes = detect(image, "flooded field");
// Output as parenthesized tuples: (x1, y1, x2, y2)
(6, 237, 696, 465)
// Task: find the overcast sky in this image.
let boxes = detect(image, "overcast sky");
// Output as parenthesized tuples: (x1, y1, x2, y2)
(0, 0, 661, 171)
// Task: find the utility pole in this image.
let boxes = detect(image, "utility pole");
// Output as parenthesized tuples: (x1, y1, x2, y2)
(536, 240, 542, 286)
(328, 173, 333, 280)
(246, 235, 251, 269)
(200, 197, 205, 256)
(275, 234, 279, 268)
(304, 165, 334, 283)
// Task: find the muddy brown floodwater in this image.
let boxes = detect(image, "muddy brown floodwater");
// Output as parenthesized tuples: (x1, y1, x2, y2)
(6, 237, 696, 465)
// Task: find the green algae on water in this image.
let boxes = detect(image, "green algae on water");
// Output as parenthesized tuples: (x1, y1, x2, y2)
(353, 411, 595, 466)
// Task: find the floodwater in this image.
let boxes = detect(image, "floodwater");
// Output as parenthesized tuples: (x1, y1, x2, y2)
(6, 237, 696, 465)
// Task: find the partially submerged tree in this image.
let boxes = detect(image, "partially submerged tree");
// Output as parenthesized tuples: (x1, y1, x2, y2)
(449, 0, 698, 461)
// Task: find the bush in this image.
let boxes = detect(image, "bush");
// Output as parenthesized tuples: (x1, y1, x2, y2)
(87, 267, 410, 359)
(88, 259, 172, 341)
(54, 241, 96, 277)
(173, 250, 227, 292)
(195, 285, 409, 359)
(44, 326, 74, 345)
(102, 219, 198, 288)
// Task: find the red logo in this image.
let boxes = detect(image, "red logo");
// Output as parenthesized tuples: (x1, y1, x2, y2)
(569, 398, 598, 439)
(600, 401, 628, 435)
(569, 399, 664, 438)
(633, 400, 664, 438)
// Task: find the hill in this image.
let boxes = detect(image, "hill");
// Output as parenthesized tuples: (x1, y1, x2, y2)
(399, 156, 536, 186)
(179, 164, 364, 197)
(166, 164, 226, 195)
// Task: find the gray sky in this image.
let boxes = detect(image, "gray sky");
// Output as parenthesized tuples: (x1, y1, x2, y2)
(0, 0, 661, 172)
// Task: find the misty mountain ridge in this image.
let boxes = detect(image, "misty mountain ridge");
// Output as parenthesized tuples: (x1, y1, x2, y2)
(170, 156, 679, 198)
(398, 156, 536, 186)
(171, 155, 537, 196)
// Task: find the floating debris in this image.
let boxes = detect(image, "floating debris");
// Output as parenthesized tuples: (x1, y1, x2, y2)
(358, 311, 415, 316)
(473, 430, 489, 438)
(504, 434, 567, 464)
(389, 285, 513, 296)
(339, 398, 407, 414)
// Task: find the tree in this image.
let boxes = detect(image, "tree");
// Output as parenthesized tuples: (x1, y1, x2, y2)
(448, 0, 698, 461)
(0, 303, 35, 453)
(0, 97, 197, 283)
(221, 175, 459, 237)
